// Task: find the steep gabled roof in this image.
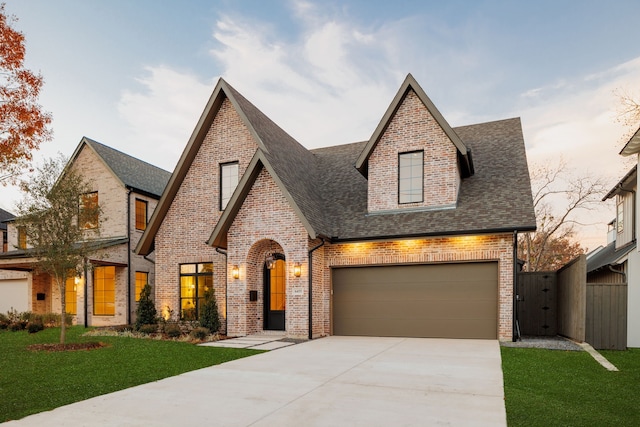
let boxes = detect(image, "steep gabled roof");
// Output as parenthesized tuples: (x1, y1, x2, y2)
(69, 137, 171, 198)
(355, 73, 473, 177)
(314, 117, 535, 241)
(137, 78, 331, 255)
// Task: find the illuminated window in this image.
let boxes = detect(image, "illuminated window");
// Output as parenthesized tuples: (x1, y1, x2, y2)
(220, 162, 239, 210)
(179, 263, 213, 320)
(65, 273, 77, 315)
(135, 271, 148, 302)
(94, 266, 115, 316)
(398, 151, 423, 204)
(17, 227, 27, 250)
(79, 192, 99, 229)
(135, 199, 147, 231)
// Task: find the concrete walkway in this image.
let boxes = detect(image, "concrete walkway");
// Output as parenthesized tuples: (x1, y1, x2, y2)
(199, 332, 297, 351)
(5, 337, 506, 426)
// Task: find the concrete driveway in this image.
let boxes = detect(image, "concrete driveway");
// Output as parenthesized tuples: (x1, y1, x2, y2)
(6, 337, 506, 426)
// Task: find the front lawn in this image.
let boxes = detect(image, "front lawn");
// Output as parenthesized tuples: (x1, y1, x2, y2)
(502, 346, 640, 426)
(0, 326, 261, 422)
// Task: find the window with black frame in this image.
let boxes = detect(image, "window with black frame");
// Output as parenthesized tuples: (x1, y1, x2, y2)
(179, 262, 213, 320)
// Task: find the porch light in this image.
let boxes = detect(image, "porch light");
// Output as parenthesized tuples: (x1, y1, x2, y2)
(265, 255, 275, 270)
(232, 265, 239, 280)
(293, 262, 301, 277)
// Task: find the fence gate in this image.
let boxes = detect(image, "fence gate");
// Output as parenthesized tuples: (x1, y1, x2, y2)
(517, 272, 557, 336)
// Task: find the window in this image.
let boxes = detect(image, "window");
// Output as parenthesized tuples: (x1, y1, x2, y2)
(17, 226, 27, 250)
(179, 262, 213, 320)
(617, 201, 624, 233)
(2, 230, 7, 252)
(135, 199, 148, 231)
(94, 266, 115, 315)
(135, 271, 148, 302)
(65, 273, 77, 315)
(220, 162, 239, 210)
(398, 151, 423, 204)
(79, 191, 99, 229)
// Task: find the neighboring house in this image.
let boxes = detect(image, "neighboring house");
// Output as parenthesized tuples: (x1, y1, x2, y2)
(0, 208, 13, 253)
(608, 128, 640, 347)
(137, 74, 536, 341)
(0, 138, 171, 325)
(0, 208, 28, 314)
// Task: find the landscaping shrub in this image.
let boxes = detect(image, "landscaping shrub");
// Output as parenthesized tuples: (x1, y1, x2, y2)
(138, 324, 158, 335)
(27, 320, 44, 334)
(114, 324, 134, 333)
(199, 288, 221, 333)
(9, 322, 25, 331)
(164, 323, 181, 338)
(135, 283, 157, 330)
(0, 313, 8, 329)
(189, 327, 209, 340)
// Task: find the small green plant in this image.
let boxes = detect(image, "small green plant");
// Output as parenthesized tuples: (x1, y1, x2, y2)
(138, 324, 158, 335)
(0, 312, 9, 329)
(164, 323, 181, 338)
(135, 283, 158, 330)
(189, 327, 209, 341)
(199, 288, 221, 333)
(27, 320, 44, 334)
(114, 324, 134, 333)
(9, 322, 24, 331)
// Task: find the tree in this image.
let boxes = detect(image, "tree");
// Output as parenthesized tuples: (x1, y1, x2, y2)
(14, 155, 102, 344)
(0, 3, 52, 183)
(135, 283, 157, 330)
(519, 160, 606, 272)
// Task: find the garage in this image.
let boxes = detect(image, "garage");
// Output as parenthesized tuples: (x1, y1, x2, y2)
(332, 262, 498, 339)
(0, 278, 29, 314)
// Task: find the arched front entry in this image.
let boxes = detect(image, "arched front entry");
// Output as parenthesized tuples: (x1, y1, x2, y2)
(264, 253, 286, 330)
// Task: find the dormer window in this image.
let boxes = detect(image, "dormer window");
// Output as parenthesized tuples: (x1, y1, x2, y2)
(398, 151, 423, 204)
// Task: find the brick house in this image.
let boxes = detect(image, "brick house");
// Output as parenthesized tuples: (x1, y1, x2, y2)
(137, 74, 536, 341)
(0, 138, 170, 325)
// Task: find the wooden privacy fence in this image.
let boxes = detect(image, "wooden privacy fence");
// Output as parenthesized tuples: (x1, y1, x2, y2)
(517, 256, 628, 350)
(586, 283, 627, 350)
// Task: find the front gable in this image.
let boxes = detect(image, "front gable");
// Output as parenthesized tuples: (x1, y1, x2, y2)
(357, 74, 473, 214)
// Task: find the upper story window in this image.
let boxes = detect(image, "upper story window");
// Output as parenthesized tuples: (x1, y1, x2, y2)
(220, 162, 239, 210)
(79, 191, 99, 230)
(617, 201, 624, 233)
(398, 151, 424, 204)
(135, 199, 148, 231)
(17, 226, 27, 250)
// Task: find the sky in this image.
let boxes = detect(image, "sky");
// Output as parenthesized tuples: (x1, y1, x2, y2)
(2, 0, 640, 251)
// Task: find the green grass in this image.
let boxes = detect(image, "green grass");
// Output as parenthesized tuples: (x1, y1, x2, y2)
(0, 327, 261, 422)
(502, 346, 640, 426)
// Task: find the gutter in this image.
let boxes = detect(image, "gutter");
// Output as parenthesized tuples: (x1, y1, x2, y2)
(308, 239, 325, 340)
(215, 247, 228, 335)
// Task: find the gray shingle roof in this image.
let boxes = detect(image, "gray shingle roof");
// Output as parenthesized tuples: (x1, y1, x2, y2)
(0, 208, 14, 231)
(83, 138, 171, 198)
(587, 240, 636, 273)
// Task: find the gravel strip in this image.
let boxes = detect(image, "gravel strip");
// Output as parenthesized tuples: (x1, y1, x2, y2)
(500, 335, 583, 351)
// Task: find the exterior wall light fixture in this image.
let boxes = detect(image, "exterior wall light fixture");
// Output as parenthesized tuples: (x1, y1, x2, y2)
(232, 265, 239, 280)
(293, 262, 301, 277)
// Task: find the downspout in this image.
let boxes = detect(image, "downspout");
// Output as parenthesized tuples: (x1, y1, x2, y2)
(126, 189, 132, 326)
(308, 239, 325, 340)
(215, 247, 228, 335)
(513, 230, 519, 342)
(608, 264, 626, 282)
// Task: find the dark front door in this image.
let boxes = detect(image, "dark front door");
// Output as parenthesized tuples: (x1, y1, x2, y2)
(264, 256, 286, 331)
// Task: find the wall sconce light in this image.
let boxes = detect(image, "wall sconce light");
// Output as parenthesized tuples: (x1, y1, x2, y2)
(293, 262, 301, 277)
(232, 265, 239, 280)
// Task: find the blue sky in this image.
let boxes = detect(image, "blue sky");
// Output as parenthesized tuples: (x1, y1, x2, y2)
(3, 0, 640, 249)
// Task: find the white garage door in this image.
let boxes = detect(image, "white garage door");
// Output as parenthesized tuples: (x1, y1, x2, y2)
(0, 279, 29, 313)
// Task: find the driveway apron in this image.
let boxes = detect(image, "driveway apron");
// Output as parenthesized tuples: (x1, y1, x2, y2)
(5, 336, 507, 426)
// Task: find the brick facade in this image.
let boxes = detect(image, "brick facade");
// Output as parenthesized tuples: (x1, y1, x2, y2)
(154, 98, 257, 327)
(368, 89, 460, 213)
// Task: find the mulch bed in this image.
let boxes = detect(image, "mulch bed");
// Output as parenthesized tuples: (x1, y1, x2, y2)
(27, 342, 109, 352)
